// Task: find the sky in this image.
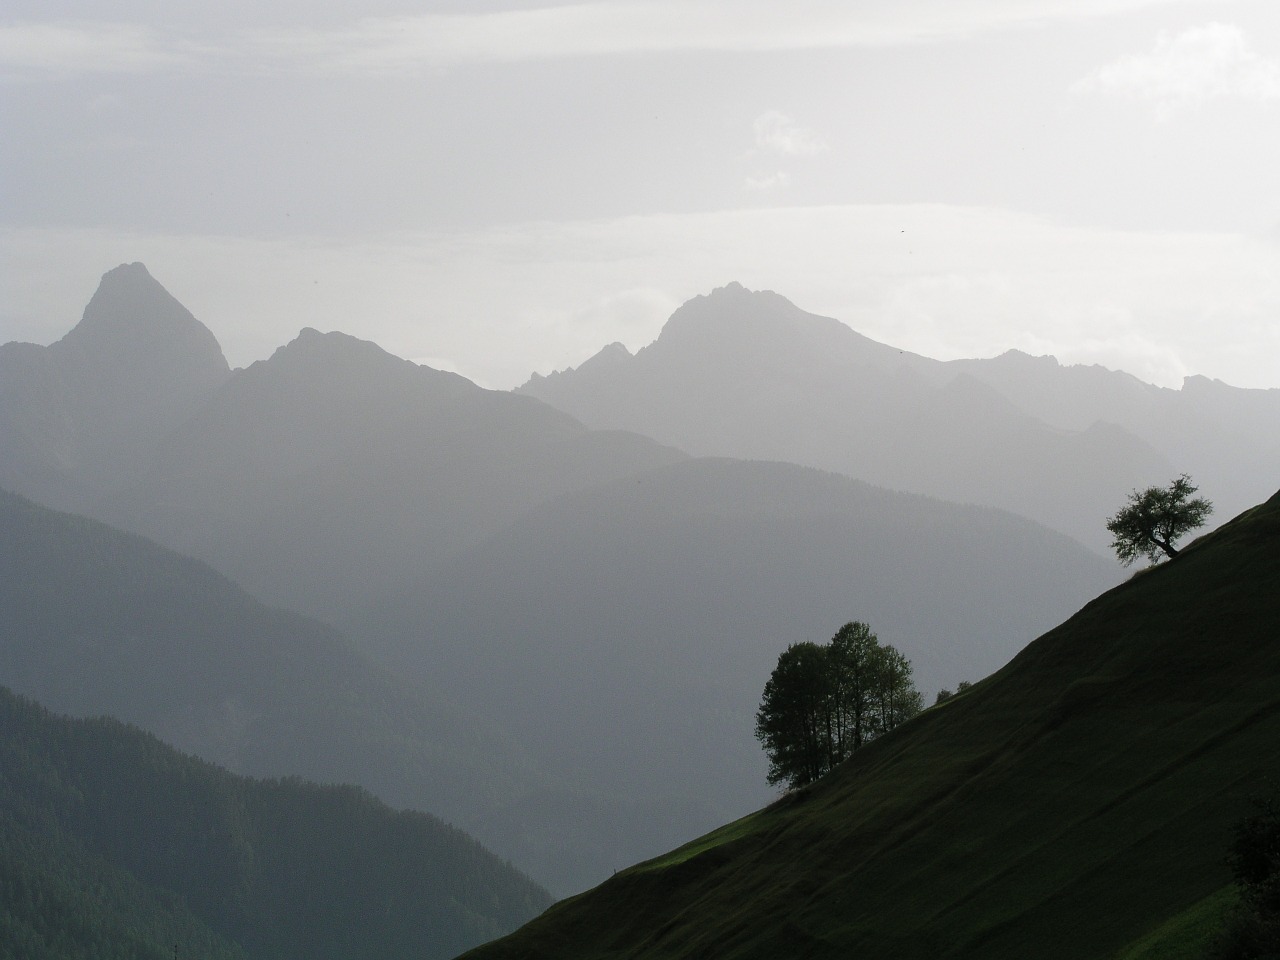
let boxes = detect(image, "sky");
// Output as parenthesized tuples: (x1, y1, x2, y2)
(3, 0, 1279, 390)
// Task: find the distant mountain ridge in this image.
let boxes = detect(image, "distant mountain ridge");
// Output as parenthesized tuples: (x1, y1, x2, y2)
(0, 686, 551, 960)
(520, 282, 1280, 552)
(95, 323, 687, 623)
(0, 485, 550, 848)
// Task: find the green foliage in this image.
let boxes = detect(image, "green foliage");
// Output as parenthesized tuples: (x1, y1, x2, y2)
(1207, 796, 1280, 959)
(0, 687, 552, 960)
(754, 642, 831, 788)
(754, 622, 922, 789)
(1106, 474, 1213, 565)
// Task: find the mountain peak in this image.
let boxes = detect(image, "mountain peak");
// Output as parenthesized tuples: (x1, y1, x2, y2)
(55, 262, 229, 382)
(246, 326, 477, 407)
(995, 348, 1059, 367)
(644, 283, 900, 372)
(576, 340, 632, 371)
(269, 327, 415, 372)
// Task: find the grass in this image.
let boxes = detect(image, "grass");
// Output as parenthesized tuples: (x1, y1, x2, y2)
(460, 488, 1280, 960)
(1110, 887, 1236, 960)
(631, 809, 767, 873)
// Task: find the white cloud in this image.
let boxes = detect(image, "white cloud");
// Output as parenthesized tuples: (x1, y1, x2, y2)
(250, 1, 1201, 74)
(743, 113, 821, 192)
(1073, 22, 1280, 117)
(753, 111, 827, 157)
(0, 22, 196, 75)
(743, 171, 791, 192)
(2, 0, 1195, 77)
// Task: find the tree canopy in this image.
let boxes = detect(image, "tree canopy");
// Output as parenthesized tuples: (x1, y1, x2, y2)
(754, 622, 922, 790)
(1105, 474, 1212, 566)
(1210, 796, 1280, 958)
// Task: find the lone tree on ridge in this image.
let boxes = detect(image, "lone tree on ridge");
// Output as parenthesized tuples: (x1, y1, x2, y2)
(1105, 474, 1212, 566)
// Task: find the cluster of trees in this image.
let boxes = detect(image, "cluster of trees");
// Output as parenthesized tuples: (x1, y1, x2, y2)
(755, 622, 923, 790)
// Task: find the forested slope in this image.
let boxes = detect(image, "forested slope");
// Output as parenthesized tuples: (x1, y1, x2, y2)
(0, 688, 552, 960)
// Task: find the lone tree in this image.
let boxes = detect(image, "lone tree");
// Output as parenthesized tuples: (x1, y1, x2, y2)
(755, 622, 922, 790)
(1105, 474, 1212, 566)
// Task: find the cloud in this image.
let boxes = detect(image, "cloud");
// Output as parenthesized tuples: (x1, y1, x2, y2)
(1073, 22, 1280, 118)
(743, 171, 792, 191)
(753, 111, 828, 157)
(2, 0, 1194, 77)
(743, 112, 822, 191)
(0, 22, 197, 75)
(250, 1, 1200, 75)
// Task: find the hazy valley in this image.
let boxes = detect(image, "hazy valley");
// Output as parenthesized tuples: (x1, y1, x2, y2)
(3, 263, 1278, 957)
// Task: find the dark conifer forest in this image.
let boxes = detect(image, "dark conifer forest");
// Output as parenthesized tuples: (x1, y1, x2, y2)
(0, 687, 551, 960)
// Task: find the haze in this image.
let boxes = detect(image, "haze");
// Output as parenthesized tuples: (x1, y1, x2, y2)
(3, 0, 1280, 390)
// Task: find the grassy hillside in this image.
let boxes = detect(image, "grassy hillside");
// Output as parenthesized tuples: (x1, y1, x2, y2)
(462, 488, 1280, 960)
(0, 687, 552, 960)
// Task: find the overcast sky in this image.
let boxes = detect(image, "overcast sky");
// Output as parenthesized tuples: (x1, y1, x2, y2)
(3, 0, 1279, 389)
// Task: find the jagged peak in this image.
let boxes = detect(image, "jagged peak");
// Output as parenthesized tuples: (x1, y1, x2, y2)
(659, 283, 802, 336)
(520, 341, 633, 390)
(251, 326, 477, 397)
(53, 262, 229, 378)
(266, 327, 408, 369)
(1181, 373, 1232, 392)
(699, 280, 792, 308)
(644, 282, 898, 372)
(576, 340, 632, 370)
(994, 348, 1059, 366)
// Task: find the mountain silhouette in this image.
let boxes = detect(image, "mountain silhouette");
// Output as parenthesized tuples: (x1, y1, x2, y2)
(97, 324, 686, 623)
(946, 349, 1280, 540)
(0, 486, 551, 844)
(0, 262, 230, 508)
(520, 282, 1186, 551)
(10, 266, 1233, 898)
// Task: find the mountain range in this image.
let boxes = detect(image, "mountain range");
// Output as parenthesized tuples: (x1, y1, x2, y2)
(0, 485, 542, 831)
(521, 281, 1280, 553)
(6, 264, 1270, 900)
